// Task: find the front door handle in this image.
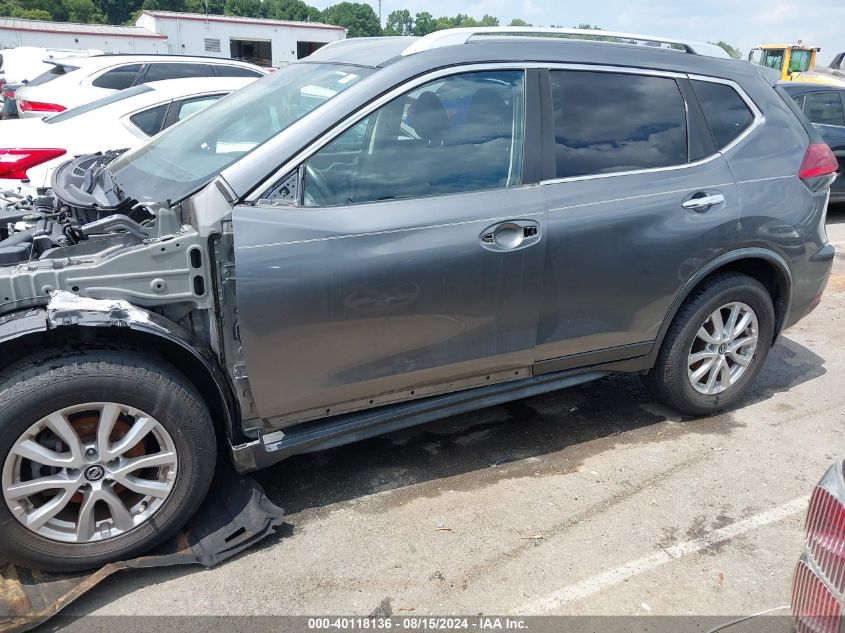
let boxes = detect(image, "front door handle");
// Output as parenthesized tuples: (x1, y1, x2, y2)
(480, 220, 541, 252)
(682, 193, 725, 211)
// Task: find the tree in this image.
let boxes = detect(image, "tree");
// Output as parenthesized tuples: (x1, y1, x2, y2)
(574, 23, 601, 30)
(141, 0, 186, 11)
(93, 0, 143, 23)
(223, 0, 266, 17)
(321, 2, 381, 37)
(479, 14, 498, 26)
(266, 0, 321, 21)
(508, 18, 531, 26)
(384, 8, 412, 36)
(714, 40, 742, 60)
(184, 0, 225, 14)
(65, 0, 105, 22)
(412, 11, 436, 35)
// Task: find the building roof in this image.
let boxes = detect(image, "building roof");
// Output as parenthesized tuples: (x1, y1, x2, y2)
(138, 10, 346, 32)
(0, 17, 166, 39)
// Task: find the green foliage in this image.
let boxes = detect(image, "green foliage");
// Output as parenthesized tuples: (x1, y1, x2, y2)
(384, 8, 412, 36)
(321, 2, 381, 37)
(222, 0, 265, 17)
(713, 40, 742, 59)
(93, 0, 143, 23)
(479, 14, 498, 26)
(266, 0, 320, 21)
(141, 0, 185, 11)
(508, 18, 531, 26)
(411, 11, 435, 36)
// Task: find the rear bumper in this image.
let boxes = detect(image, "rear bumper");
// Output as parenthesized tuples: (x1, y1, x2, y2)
(783, 243, 835, 330)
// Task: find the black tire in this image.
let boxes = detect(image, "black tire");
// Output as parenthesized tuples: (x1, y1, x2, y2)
(0, 346, 216, 572)
(643, 272, 775, 416)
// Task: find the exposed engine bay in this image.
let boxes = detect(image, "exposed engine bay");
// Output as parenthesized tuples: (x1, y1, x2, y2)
(0, 151, 215, 323)
(0, 151, 150, 264)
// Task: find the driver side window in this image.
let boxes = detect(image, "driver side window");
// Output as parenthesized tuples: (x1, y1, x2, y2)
(302, 70, 525, 207)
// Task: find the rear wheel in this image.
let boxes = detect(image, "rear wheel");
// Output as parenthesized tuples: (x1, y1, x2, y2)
(644, 273, 775, 416)
(0, 347, 216, 572)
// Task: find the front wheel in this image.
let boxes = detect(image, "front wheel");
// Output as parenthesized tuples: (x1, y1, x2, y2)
(0, 347, 216, 572)
(644, 272, 775, 416)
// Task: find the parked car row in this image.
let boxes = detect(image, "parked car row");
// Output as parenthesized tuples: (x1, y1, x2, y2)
(0, 76, 256, 192)
(780, 81, 845, 202)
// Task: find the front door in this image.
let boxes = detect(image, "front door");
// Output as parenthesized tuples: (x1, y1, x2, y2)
(233, 68, 547, 422)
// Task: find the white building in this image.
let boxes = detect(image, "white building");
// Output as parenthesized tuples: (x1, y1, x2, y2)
(0, 18, 168, 54)
(134, 11, 346, 67)
(0, 12, 346, 68)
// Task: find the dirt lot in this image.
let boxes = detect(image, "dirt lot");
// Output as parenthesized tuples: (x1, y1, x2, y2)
(56, 206, 845, 622)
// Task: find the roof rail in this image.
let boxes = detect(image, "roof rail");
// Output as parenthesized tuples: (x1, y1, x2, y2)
(401, 27, 732, 60)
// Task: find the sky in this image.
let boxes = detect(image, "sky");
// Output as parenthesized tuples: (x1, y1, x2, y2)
(311, 0, 845, 67)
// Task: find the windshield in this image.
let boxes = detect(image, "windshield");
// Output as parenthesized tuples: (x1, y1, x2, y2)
(109, 62, 373, 204)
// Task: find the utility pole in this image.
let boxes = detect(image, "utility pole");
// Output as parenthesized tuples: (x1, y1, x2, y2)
(378, 0, 382, 24)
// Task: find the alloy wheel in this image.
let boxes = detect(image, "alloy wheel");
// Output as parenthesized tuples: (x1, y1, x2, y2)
(2, 402, 177, 543)
(687, 301, 759, 396)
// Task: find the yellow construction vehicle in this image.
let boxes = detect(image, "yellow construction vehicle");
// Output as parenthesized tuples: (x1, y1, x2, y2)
(748, 43, 845, 87)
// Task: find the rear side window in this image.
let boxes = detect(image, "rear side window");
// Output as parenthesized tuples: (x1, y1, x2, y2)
(213, 66, 263, 78)
(92, 64, 142, 90)
(550, 71, 688, 179)
(803, 92, 845, 126)
(691, 80, 755, 149)
(143, 63, 214, 82)
(46, 84, 153, 124)
(25, 64, 76, 88)
(130, 103, 169, 136)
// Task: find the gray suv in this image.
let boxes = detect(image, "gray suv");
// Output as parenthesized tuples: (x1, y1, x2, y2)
(0, 28, 837, 572)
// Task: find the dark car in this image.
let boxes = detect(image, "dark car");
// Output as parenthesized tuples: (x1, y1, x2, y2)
(779, 82, 845, 202)
(791, 459, 844, 633)
(0, 28, 836, 572)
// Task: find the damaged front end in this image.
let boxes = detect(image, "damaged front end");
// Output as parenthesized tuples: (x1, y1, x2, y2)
(0, 151, 213, 322)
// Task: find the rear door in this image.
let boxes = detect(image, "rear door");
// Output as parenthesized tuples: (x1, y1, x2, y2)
(534, 68, 752, 370)
(233, 67, 547, 423)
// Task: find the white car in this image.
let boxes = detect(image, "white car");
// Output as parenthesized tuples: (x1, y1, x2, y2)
(0, 76, 256, 192)
(14, 54, 265, 118)
(0, 46, 101, 85)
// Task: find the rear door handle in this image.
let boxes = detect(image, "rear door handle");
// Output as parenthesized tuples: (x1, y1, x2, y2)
(682, 193, 725, 211)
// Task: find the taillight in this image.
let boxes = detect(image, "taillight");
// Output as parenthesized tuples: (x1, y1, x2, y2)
(0, 148, 67, 180)
(17, 100, 66, 113)
(0, 86, 13, 99)
(806, 486, 845, 594)
(799, 143, 839, 191)
(793, 560, 842, 633)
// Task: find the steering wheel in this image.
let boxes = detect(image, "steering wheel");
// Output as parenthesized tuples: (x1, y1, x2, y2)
(304, 163, 333, 206)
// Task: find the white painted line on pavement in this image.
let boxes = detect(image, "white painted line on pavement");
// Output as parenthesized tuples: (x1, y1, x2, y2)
(514, 496, 809, 615)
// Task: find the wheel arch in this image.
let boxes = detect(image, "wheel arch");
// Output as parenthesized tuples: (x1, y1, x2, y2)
(0, 306, 243, 448)
(652, 248, 792, 358)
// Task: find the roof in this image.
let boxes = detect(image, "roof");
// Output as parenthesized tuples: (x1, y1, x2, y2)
(755, 44, 821, 51)
(0, 17, 166, 39)
(777, 80, 845, 94)
(138, 10, 346, 32)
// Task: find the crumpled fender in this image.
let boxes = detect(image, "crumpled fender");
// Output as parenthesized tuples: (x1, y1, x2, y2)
(0, 292, 239, 442)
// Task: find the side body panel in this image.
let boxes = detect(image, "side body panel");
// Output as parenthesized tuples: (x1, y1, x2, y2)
(535, 157, 741, 365)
